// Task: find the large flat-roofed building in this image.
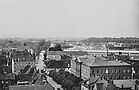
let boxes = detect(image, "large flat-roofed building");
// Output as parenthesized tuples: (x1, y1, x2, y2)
(75, 56, 132, 80)
(12, 50, 35, 74)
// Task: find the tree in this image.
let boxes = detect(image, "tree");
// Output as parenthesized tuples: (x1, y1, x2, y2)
(48, 43, 63, 51)
(35, 39, 51, 56)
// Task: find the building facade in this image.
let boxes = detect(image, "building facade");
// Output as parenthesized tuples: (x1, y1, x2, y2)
(44, 51, 71, 69)
(90, 65, 132, 80)
(75, 56, 132, 80)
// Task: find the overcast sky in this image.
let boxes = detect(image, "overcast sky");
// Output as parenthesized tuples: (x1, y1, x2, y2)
(0, 0, 139, 38)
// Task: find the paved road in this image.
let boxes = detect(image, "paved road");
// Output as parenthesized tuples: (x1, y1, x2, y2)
(36, 50, 64, 90)
(36, 50, 46, 72)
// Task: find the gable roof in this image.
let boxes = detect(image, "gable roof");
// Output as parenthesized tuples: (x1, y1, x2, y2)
(13, 51, 34, 62)
(78, 56, 130, 67)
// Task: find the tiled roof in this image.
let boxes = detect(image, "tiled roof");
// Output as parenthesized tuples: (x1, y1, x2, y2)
(113, 79, 136, 88)
(83, 74, 109, 88)
(79, 56, 96, 66)
(47, 51, 64, 55)
(89, 74, 100, 84)
(13, 52, 34, 61)
(45, 60, 69, 68)
(79, 56, 130, 67)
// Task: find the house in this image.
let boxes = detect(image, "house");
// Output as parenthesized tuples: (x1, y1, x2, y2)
(75, 55, 132, 80)
(12, 50, 35, 74)
(66, 51, 88, 75)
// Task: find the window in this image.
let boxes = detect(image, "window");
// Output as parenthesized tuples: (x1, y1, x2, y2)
(115, 76, 118, 80)
(119, 76, 123, 79)
(106, 69, 108, 73)
(103, 70, 106, 73)
(101, 69, 104, 73)
(104, 76, 106, 80)
(109, 69, 113, 73)
(128, 76, 131, 79)
(97, 70, 99, 73)
(111, 69, 115, 73)
(105, 76, 108, 80)
(92, 70, 94, 74)
(123, 76, 126, 79)
(119, 70, 122, 73)
(117, 76, 120, 80)
(110, 76, 112, 80)
(127, 69, 130, 73)
(100, 70, 102, 73)
(123, 70, 126, 73)
(115, 69, 118, 73)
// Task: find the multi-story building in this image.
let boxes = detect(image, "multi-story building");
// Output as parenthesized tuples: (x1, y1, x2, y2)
(75, 55, 132, 80)
(44, 51, 71, 69)
(12, 50, 35, 74)
(70, 58, 78, 75)
(66, 51, 88, 75)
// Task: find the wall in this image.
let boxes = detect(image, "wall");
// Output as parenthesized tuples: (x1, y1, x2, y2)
(90, 66, 132, 80)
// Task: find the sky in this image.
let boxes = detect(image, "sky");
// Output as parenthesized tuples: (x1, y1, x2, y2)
(0, 0, 139, 38)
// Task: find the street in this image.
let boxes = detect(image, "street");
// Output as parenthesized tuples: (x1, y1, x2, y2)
(36, 50, 64, 90)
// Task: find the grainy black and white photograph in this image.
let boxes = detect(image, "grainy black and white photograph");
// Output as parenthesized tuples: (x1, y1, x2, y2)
(0, 0, 139, 90)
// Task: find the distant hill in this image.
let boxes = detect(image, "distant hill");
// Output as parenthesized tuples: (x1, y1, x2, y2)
(46, 37, 86, 41)
(81, 37, 139, 50)
(81, 37, 139, 43)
